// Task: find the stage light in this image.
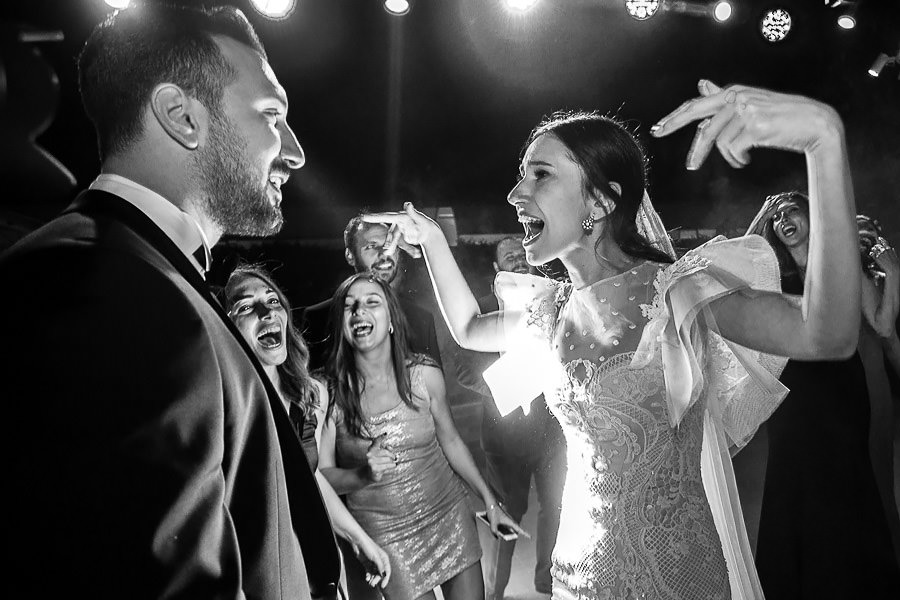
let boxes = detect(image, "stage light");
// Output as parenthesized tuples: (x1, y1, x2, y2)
(837, 14, 855, 29)
(625, 0, 660, 21)
(504, 0, 540, 12)
(248, 0, 296, 20)
(760, 8, 792, 42)
(384, 0, 410, 15)
(868, 52, 890, 77)
(713, 1, 732, 22)
(104, 0, 131, 8)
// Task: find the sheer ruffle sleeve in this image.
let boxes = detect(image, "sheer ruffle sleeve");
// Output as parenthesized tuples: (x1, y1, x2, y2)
(481, 272, 569, 416)
(632, 234, 789, 449)
(632, 234, 788, 600)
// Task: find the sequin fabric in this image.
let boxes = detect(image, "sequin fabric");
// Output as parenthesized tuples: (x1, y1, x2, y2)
(531, 261, 731, 600)
(334, 366, 481, 600)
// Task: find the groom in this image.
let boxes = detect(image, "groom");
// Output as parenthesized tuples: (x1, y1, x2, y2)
(0, 5, 339, 598)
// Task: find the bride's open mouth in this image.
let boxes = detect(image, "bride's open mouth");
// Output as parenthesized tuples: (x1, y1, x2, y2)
(519, 215, 545, 245)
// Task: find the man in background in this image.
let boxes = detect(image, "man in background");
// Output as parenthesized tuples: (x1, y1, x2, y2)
(455, 235, 567, 599)
(300, 213, 442, 371)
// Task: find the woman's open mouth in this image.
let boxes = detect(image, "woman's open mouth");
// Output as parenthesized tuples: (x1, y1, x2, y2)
(780, 223, 797, 237)
(256, 325, 283, 349)
(351, 320, 374, 339)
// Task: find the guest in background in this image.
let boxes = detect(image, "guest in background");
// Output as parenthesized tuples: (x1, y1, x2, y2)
(224, 265, 393, 590)
(299, 213, 441, 371)
(856, 214, 900, 561)
(319, 273, 524, 600)
(748, 192, 900, 598)
(455, 235, 566, 599)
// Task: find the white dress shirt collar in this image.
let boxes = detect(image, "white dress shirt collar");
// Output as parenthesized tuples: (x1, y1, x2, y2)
(89, 173, 212, 276)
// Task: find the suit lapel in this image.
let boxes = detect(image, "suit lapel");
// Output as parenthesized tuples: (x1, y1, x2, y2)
(68, 190, 341, 593)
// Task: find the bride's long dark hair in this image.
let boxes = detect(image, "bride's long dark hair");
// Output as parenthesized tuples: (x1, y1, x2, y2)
(523, 111, 675, 278)
(325, 273, 419, 438)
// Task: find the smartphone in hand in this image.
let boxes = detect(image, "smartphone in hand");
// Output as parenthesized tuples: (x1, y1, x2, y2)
(475, 510, 519, 541)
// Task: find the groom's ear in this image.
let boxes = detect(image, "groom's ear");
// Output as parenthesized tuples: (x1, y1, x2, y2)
(149, 83, 203, 150)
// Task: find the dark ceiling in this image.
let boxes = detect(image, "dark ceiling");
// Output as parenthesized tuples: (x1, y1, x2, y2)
(3, 0, 899, 243)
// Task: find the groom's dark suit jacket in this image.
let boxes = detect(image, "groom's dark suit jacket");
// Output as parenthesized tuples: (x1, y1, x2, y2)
(0, 190, 340, 599)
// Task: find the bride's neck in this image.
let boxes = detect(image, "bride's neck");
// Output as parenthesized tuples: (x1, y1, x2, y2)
(563, 237, 636, 289)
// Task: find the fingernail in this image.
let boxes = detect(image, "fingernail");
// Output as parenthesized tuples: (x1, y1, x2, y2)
(650, 123, 662, 136)
(698, 79, 709, 93)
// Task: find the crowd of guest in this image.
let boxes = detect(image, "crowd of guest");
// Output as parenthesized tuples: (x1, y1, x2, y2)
(2, 3, 899, 600)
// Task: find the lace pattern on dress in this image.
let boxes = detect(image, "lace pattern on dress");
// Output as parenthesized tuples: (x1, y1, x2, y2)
(526, 281, 572, 344)
(549, 350, 729, 600)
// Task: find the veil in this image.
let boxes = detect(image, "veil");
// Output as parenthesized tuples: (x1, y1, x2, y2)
(636, 190, 677, 260)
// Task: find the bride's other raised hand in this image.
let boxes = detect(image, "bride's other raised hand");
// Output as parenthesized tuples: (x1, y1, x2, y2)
(361, 202, 444, 249)
(650, 79, 844, 171)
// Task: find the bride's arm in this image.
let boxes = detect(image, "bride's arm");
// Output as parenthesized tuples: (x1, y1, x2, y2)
(652, 81, 859, 360)
(362, 204, 507, 353)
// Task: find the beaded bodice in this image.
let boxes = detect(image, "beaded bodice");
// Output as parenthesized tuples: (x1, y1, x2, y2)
(531, 262, 730, 600)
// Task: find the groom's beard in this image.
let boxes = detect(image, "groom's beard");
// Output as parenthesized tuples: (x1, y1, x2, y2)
(194, 111, 283, 237)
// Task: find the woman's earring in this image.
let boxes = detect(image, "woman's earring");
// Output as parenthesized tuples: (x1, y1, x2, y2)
(389, 323, 394, 335)
(582, 216, 596, 233)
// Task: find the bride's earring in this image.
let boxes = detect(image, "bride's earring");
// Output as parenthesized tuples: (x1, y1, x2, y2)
(582, 216, 596, 233)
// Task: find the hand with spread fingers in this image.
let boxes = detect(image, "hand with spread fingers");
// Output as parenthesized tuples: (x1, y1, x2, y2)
(651, 79, 844, 170)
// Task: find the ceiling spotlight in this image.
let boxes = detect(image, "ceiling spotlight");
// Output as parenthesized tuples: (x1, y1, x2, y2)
(248, 0, 296, 20)
(836, 14, 855, 29)
(868, 52, 890, 77)
(625, 0, 661, 21)
(760, 8, 792, 43)
(104, 0, 131, 8)
(504, 0, 540, 12)
(713, 1, 733, 22)
(384, 0, 410, 15)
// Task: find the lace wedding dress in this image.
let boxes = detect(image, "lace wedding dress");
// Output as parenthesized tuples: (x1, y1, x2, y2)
(490, 235, 787, 600)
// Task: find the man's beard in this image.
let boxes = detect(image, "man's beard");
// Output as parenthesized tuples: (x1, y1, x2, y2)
(194, 111, 283, 236)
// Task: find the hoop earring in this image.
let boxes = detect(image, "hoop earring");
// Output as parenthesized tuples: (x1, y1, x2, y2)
(582, 216, 596, 233)
(389, 323, 394, 335)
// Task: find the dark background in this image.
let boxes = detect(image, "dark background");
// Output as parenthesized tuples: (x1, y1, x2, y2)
(2, 0, 898, 305)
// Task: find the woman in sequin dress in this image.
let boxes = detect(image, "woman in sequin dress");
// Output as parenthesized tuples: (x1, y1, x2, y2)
(223, 265, 393, 590)
(361, 81, 862, 600)
(318, 273, 525, 600)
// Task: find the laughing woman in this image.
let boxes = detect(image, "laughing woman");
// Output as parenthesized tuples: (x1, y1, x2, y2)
(318, 273, 524, 600)
(747, 196, 900, 598)
(361, 81, 864, 600)
(223, 265, 392, 590)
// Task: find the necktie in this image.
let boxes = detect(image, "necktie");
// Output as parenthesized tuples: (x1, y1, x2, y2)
(192, 245, 208, 275)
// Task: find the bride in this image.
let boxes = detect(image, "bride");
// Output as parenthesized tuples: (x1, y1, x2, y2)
(363, 80, 859, 600)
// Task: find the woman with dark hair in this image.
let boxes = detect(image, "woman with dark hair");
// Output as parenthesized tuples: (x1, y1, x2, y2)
(748, 197, 900, 598)
(223, 265, 393, 590)
(362, 81, 864, 599)
(318, 273, 523, 600)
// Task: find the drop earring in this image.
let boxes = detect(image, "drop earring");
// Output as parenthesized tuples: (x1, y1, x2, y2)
(389, 323, 394, 335)
(582, 216, 596, 233)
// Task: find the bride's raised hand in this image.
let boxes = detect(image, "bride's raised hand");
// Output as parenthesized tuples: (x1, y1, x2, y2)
(361, 202, 443, 250)
(650, 79, 844, 170)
